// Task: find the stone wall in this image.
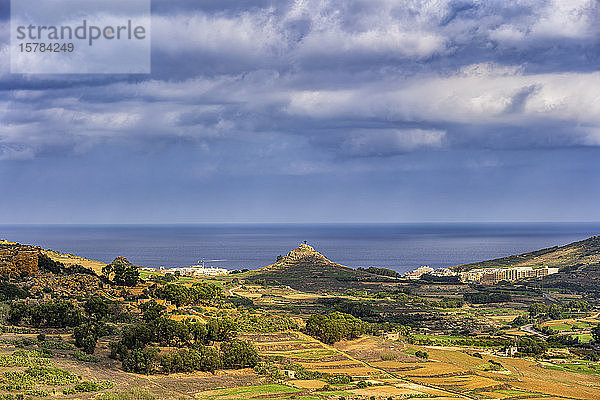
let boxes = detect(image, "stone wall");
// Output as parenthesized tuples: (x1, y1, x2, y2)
(0, 244, 41, 277)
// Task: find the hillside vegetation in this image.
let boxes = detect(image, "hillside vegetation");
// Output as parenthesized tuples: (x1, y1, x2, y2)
(454, 235, 600, 271)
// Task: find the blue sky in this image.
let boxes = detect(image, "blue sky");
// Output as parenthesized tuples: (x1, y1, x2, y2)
(1, 0, 599, 223)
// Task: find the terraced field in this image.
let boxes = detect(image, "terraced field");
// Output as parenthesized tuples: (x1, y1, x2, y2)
(195, 384, 311, 400)
(240, 332, 384, 378)
(333, 337, 600, 400)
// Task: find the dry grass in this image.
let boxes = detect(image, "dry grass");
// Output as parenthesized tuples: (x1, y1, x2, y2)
(289, 379, 327, 389)
(43, 249, 106, 274)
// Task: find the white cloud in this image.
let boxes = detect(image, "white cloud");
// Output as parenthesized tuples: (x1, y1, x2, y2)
(342, 129, 446, 156)
(287, 67, 600, 127)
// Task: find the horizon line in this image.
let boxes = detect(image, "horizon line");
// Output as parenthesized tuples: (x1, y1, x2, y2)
(1, 221, 600, 226)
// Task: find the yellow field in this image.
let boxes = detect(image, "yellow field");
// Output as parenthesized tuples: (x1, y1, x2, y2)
(412, 374, 501, 390)
(289, 379, 327, 389)
(401, 362, 469, 377)
(334, 336, 600, 400)
(43, 249, 106, 274)
(349, 382, 459, 399)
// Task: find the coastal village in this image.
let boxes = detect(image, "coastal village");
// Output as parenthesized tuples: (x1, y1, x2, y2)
(405, 264, 559, 284)
(148, 257, 559, 285)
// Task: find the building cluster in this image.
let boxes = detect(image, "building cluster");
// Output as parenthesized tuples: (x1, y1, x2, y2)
(403, 265, 558, 284)
(462, 266, 559, 284)
(159, 265, 229, 276)
(404, 265, 434, 280)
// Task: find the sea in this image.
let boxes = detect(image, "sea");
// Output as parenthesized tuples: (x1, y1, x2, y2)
(0, 223, 598, 274)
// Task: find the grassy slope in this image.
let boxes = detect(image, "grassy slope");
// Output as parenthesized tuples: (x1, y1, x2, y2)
(453, 235, 600, 272)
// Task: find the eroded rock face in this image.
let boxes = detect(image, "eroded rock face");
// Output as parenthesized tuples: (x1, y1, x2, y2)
(0, 244, 41, 277)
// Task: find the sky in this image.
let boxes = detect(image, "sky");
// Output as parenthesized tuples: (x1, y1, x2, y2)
(0, 0, 599, 224)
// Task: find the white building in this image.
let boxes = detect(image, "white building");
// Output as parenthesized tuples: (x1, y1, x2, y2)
(169, 266, 229, 276)
(404, 266, 434, 280)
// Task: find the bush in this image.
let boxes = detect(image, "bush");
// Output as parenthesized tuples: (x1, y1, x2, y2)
(326, 374, 352, 384)
(40, 340, 75, 350)
(415, 350, 429, 359)
(4, 366, 79, 386)
(8, 301, 83, 328)
(73, 349, 99, 363)
(96, 388, 156, 400)
(464, 292, 511, 304)
(0, 349, 53, 368)
(0, 282, 29, 302)
(63, 380, 113, 394)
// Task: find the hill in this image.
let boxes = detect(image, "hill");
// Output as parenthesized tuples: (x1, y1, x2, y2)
(245, 243, 393, 292)
(453, 235, 600, 272)
(541, 262, 600, 294)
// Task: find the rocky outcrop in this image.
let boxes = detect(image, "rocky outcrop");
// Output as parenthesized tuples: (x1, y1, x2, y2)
(279, 243, 336, 266)
(0, 244, 42, 277)
(249, 243, 392, 292)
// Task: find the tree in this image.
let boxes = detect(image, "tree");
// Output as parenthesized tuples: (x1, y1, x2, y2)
(140, 300, 166, 323)
(73, 322, 111, 354)
(0, 282, 29, 301)
(305, 312, 367, 344)
(103, 257, 140, 287)
(9, 301, 83, 328)
(122, 347, 159, 374)
(207, 318, 237, 342)
(517, 337, 547, 356)
(220, 340, 259, 369)
(121, 324, 154, 350)
(84, 295, 111, 321)
(592, 324, 600, 344)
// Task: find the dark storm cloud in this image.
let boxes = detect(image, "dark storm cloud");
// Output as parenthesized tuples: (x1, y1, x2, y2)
(1, 0, 599, 222)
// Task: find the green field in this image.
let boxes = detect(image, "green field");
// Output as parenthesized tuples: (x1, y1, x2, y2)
(196, 384, 302, 400)
(542, 361, 600, 375)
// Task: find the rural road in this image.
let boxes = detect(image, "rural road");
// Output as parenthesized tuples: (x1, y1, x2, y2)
(541, 292, 559, 303)
(520, 324, 548, 339)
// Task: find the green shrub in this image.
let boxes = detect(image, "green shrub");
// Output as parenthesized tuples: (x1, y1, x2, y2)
(326, 374, 353, 384)
(73, 350, 99, 363)
(96, 388, 156, 400)
(39, 340, 75, 350)
(6, 366, 79, 386)
(415, 350, 429, 359)
(0, 350, 52, 368)
(63, 380, 113, 394)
